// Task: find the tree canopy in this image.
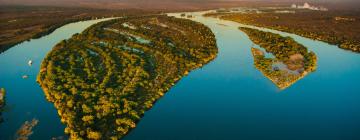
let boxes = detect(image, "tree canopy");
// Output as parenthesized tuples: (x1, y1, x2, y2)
(37, 15, 218, 139)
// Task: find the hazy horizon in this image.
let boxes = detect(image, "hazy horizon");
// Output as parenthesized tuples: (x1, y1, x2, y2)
(1, 0, 359, 8)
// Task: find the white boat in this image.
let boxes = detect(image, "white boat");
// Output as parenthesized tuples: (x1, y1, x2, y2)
(22, 75, 28, 79)
(28, 60, 33, 66)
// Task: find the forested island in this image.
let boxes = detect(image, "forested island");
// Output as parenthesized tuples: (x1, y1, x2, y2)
(240, 27, 317, 89)
(37, 15, 217, 139)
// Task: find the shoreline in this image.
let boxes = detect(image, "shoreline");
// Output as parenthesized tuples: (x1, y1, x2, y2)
(1, 16, 114, 54)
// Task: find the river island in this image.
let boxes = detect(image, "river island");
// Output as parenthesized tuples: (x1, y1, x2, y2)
(37, 15, 217, 139)
(240, 27, 317, 89)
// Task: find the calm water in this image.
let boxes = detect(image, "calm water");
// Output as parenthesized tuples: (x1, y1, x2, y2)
(0, 12, 359, 140)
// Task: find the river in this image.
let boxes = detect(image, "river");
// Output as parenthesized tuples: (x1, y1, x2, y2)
(1, 12, 360, 140)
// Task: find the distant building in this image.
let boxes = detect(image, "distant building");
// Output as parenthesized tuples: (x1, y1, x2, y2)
(291, 2, 328, 11)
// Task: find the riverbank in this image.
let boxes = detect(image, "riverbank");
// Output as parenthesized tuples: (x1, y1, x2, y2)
(0, 6, 150, 53)
(219, 11, 360, 53)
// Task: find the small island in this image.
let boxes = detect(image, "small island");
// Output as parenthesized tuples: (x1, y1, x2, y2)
(240, 27, 317, 89)
(37, 15, 217, 139)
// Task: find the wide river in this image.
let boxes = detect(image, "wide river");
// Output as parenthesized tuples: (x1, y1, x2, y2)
(1, 12, 360, 140)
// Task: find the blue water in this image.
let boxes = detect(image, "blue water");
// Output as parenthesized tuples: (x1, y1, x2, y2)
(0, 18, 112, 140)
(123, 12, 360, 140)
(0, 12, 359, 140)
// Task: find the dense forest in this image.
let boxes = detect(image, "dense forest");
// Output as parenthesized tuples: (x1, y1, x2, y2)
(240, 27, 317, 89)
(37, 15, 217, 139)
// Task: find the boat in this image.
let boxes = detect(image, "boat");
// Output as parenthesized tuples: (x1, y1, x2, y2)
(22, 75, 28, 79)
(28, 60, 33, 66)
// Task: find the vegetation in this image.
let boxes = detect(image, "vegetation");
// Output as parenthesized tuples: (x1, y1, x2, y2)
(240, 27, 317, 89)
(37, 15, 217, 139)
(0, 2, 284, 53)
(220, 10, 360, 53)
(0, 88, 4, 107)
(0, 88, 5, 123)
(15, 118, 39, 140)
(0, 5, 149, 53)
